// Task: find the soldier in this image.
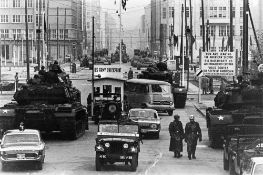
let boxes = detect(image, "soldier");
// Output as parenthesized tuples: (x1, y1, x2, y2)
(169, 115, 184, 158)
(185, 115, 202, 160)
(128, 67, 133, 79)
(14, 72, 19, 92)
(38, 66, 46, 76)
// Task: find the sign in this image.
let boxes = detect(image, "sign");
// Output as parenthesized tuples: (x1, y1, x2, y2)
(167, 60, 177, 71)
(258, 64, 263, 72)
(195, 69, 203, 77)
(201, 52, 236, 76)
(94, 65, 122, 79)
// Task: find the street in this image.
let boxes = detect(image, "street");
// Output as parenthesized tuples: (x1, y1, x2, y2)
(0, 63, 227, 175)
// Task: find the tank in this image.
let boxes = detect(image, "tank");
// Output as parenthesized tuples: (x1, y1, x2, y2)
(138, 62, 187, 108)
(0, 70, 88, 140)
(206, 73, 263, 148)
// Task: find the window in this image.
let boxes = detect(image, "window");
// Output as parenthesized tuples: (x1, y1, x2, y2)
(28, 0, 33, 7)
(186, 7, 189, 17)
(222, 7, 227, 18)
(240, 7, 243, 18)
(12, 15, 20, 23)
(219, 47, 224, 52)
(210, 47, 216, 52)
(162, 7, 166, 19)
(218, 7, 222, 18)
(115, 87, 121, 96)
(0, 0, 8, 7)
(0, 15, 8, 23)
(169, 7, 174, 18)
(13, 0, 21, 7)
(36, 14, 42, 26)
(94, 87, 100, 97)
(200, 7, 202, 18)
(213, 7, 217, 18)
(209, 7, 213, 18)
(27, 15, 33, 23)
(103, 85, 112, 97)
(232, 7, 235, 18)
(59, 29, 63, 39)
(51, 29, 56, 39)
(12, 29, 21, 39)
(240, 26, 243, 36)
(1, 29, 8, 38)
(210, 25, 216, 36)
(64, 29, 68, 38)
(219, 25, 227, 36)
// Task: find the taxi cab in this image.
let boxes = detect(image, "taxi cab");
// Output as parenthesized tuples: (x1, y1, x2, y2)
(0, 126, 45, 170)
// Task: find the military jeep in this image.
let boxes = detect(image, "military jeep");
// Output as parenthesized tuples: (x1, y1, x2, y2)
(95, 120, 140, 171)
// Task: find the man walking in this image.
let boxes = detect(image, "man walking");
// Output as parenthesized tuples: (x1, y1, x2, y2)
(169, 115, 184, 158)
(185, 115, 202, 160)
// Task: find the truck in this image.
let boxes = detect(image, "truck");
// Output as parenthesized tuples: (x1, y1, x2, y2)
(206, 73, 263, 148)
(223, 125, 263, 175)
(0, 70, 88, 140)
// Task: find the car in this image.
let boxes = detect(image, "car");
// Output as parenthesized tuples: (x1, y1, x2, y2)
(128, 108, 161, 138)
(95, 120, 141, 171)
(136, 57, 155, 70)
(95, 57, 111, 65)
(0, 127, 45, 171)
(242, 157, 263, 175)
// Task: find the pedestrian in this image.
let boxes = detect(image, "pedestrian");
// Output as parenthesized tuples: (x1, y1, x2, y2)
(169, 115, 184, 158)
(14, 72, 19, 92)
(185, 115, 202, 160)
(128, 67, 133, 79)
(50, 60, 63, 74)
(201, 76, 209, 94)
(219, 78, 226, 92)
(38, 66, 46, 76)
(209, 77, 214, 94)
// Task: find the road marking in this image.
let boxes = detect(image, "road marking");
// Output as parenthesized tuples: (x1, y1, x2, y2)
(144, 151, 163, 175)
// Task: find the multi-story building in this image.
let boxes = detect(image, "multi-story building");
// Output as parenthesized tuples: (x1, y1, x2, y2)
(150, 0, 262, 63)
(0, 0, 84, 66)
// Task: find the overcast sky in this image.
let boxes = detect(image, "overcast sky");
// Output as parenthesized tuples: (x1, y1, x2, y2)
(100, 0, 150, 30)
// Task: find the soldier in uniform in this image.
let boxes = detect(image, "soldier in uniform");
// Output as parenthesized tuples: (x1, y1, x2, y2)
(128, 67, 133, 79)
(185, 115, 202, 160)
(169, 115, 184, 158)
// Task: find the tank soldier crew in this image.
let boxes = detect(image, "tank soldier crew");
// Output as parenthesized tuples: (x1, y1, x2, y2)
(50, 61, 63, 74)
(169, 115, 184, 158)
(185, 115, 202, 160)
(38, 66, 46, 76)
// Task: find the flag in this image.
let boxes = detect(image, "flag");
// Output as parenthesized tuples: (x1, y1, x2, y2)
(222, 36, 225, 51)
(191, 34, 195, 45)
(173, 34, 178, 47)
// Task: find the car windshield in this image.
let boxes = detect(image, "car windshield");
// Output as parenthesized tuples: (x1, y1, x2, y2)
(3, 134, 40, 145)
(254, 164, 263, 175)
(129, 110, 157, 119)
(99, 124, 138, 134)
(152, 84, 171, 93)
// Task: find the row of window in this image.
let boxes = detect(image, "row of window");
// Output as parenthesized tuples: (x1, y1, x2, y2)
(0, 0, 45, 9)
(200, 25, 243, 36)
(0, 14, 33, 23)
(0, 29, 68, 39)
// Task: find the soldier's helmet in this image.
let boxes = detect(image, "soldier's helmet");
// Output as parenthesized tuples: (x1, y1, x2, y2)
(189, 115, 195, 120)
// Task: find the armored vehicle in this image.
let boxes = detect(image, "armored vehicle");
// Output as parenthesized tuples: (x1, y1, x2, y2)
(0, 71, 87, 140)
(206, 74, 263, 148)
(95, 120, 141, 171)
(138, 62, 187, 108)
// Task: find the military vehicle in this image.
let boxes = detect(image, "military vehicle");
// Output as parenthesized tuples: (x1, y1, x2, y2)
(95, 120, 140, 171)
(138, 62, 187, 108)
(206, 72, 263, 148)
(223, 125, 263, 174)
(0, 70, 88, 140)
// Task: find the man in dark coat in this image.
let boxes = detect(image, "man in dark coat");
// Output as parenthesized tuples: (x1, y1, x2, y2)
(185, 115, 202, 160)
(169, 115, 184, 158)
(128, 67, 133, 79)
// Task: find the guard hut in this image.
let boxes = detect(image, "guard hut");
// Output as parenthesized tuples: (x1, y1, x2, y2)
(93, 77, 126, 109)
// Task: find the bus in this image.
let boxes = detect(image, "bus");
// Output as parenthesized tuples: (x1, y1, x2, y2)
(124, 79, 175, 115)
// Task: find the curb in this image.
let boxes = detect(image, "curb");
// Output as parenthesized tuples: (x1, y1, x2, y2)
(193, 104, 206, 118)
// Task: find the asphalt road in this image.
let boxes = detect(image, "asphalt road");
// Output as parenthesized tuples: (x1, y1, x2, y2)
(0, 63, 228, 175)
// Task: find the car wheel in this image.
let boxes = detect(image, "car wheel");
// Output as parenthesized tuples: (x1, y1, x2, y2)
(96, 152, 102, 171)
(35, 162, 43, 170)
(2, 163, 8, 171)
(130, 153, 138, 172)
(167, 110, 173, 116)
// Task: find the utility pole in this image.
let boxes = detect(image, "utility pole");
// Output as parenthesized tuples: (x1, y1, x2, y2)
(206, 19, 209, 51)
(64, 8, 66, 63)
(119, 0, 122, 64)
(91, 16, 95, 117)
(46, 0, 49, 67)
(189, 0, 193, 63)
(57, 7, 59, 61)
(37, 0, 41, 70)
(230, 0, 233, 52)
(243, 0, 249, 75)
(201, 0, 205, 52)
(25, 0, 30, 80)
(248, 4, 262, 60)
(180, 4, 184, 87)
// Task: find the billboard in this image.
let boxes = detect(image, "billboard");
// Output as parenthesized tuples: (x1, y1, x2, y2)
(201, 52, 236, 76)
(94, 65, 122, 79)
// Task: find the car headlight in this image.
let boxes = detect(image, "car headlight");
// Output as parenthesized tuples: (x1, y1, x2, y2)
(105, 142, 110, 148)
(123, 143, 128, 149)
(151, 124, 157, 129)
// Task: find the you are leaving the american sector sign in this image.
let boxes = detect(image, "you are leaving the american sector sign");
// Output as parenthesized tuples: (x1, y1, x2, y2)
(201, 52, 236, 76)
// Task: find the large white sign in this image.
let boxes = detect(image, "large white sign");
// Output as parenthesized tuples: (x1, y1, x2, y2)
(201, 52, 236, 76)
(94, 65, 122, 78)
(167, 60, 177, 71)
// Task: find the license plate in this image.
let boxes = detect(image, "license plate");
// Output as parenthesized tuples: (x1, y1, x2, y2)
(17, 154, 25, 159)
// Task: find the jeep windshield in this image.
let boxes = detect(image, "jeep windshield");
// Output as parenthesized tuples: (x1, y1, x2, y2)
(99, 124, 138, 134)
(2, 134, 40, 147)
(129, 110, 157, 119)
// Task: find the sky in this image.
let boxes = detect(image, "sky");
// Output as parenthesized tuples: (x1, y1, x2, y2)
(100, 0, 150, 30)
